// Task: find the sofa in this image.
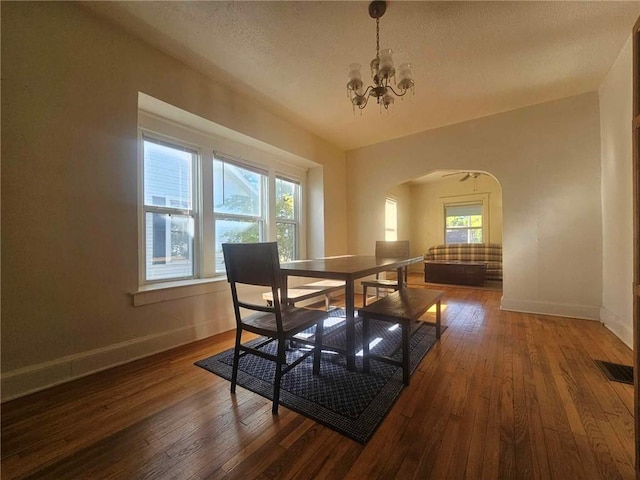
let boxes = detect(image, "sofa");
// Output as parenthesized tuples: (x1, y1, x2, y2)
(424, 243, 503, 281)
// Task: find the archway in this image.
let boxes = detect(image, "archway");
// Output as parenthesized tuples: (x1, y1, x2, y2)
(386, 169, 503, 285)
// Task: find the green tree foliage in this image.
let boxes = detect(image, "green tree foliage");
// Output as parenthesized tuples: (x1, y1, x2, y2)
(221, 192, 295, 261)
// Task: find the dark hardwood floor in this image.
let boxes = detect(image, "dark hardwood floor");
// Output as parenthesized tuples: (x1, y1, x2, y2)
(1, 275, 635, 479)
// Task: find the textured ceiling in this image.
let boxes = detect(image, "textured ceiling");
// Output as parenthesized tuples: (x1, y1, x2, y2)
(84, 1, 640, 151)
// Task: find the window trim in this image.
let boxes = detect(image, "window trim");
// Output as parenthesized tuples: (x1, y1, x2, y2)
(439, 193, 490, 245)
(139, 133, 201, 285)
(137, 116, 308, 287)
(385, 197, 398, 241)
(213, 155, 269, 274)
(275, 175, 301, 262)
(444, 201, 483, 244)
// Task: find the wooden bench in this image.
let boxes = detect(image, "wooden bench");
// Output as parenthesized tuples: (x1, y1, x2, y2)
(262, 279, 345, 310)
(358, 288, 444, 386)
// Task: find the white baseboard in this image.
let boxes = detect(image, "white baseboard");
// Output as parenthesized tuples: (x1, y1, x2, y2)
(500, 297, 601, 321)
(600, 307, 633, 348)
(1, 320, 232, 402)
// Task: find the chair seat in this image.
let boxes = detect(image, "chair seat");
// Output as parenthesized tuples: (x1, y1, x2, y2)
(361, 278, 400, 288)
(242, 305, 327, 337)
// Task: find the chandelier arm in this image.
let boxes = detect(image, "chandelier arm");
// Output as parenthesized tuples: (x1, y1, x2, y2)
(361, 85, 374, 97)
(385, 85, 410, 97)
(351, 85, 373, 110)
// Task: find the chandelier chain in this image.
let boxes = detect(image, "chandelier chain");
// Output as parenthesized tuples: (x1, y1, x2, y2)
(376, 17, 380, 59)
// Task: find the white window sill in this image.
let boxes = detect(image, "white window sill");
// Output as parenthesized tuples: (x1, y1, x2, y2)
(131, 277, 228, 306)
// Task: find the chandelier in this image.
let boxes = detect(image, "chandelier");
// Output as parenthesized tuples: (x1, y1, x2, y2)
(347, 1, 415, 112)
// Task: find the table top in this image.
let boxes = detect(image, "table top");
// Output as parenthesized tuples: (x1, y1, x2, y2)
(281, 254, 424, 280)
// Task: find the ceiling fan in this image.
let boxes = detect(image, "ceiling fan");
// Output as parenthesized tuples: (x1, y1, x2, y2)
(442, 171, 487, 182)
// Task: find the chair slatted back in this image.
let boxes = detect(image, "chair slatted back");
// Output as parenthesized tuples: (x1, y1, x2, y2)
(222, 242, 285, 332)
(375, 240, 411, 259)
(375, 240, 411, 281)
(223, 242, 282, 287)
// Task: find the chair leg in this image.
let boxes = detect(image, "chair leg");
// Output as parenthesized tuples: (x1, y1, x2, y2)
(230, 329, 242, 393)
(313, 319, 324, 375)
(402, 321, 410, 386)
(363, 285, 368, 307)
(272, 339, 286, 415)
(362, 318, 370, 373)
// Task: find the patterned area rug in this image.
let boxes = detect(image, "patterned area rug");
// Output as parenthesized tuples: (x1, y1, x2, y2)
(195, 309, 443, 444)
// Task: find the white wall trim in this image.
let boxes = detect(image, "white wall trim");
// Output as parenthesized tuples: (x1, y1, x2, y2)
(600, 307, 633, 348)
(500, 297, 601, 320)
(1, 320, 230, 402)
(131, 276, 229, 306)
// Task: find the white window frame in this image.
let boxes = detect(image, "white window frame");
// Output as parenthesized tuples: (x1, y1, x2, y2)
(213, 156, 268, 274)
(275, 175, 301, 262)
(385, 197, 398, 241)
(140, 134, 201, 283)
(441, 196, 488, 245)
(137, 115, 307, 286)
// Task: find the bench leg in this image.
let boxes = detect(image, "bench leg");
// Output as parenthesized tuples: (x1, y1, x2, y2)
(362, 317, 370, 373)
(436, 300, 441, 339)
(402, 321, 410, 386)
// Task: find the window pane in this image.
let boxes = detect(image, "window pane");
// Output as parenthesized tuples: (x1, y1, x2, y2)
(469, 228, 483, 243)
(446, 229, 469, 244)
(469, 215, 482, 227)
(215, 218, 261, 273)
(385, 198, 398, 241)
(145, 213, 194, 281)
(446, 215, 469, 228)
(276, 222, 296, 262)
(213, 160, 262, 216)
(275, 178, 296, 220)
(144, 140, 193, 209)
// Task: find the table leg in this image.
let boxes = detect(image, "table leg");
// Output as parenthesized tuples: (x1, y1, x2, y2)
(281, 274, 289, 304)
(436, 300, 441, 339)
(397, 266, 405, 289)
(345, 279, 356, 370)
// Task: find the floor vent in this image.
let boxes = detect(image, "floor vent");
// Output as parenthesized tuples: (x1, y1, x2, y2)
(595, 360, 634, 385)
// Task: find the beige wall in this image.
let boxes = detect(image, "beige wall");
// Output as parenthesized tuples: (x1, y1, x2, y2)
(409, 174, 503, 267)
(599, 35, 634, 347)
(1, 3, 347, 399)
(347, 93, 603, 320)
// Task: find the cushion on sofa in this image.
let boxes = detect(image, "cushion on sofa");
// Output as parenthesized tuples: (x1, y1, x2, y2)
(424, 243, 502, 281)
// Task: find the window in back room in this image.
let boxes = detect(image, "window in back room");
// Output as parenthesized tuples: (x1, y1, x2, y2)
(444, 202, 483, 244)
(385, 197, 398, 241)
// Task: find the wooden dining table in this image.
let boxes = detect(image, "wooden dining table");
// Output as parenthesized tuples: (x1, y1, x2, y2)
(280, 254, 424, 370)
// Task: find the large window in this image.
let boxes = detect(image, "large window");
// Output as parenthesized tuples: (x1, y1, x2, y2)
(275, 177, 300, 262)
(444, 202, 483, 244)
(143, 138, 196, 281)
(385, 198, 398, 241)
(140, 131, 305, 283)
(213, 159, 267, 273)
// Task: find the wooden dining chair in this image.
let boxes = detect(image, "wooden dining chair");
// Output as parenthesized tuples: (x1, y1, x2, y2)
(361, 240, 411, 307)
(222, 242, 326, 415)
